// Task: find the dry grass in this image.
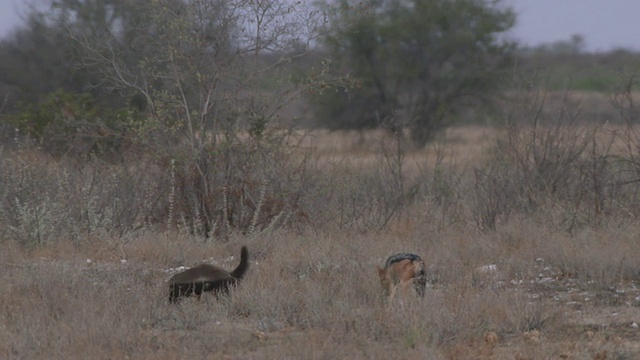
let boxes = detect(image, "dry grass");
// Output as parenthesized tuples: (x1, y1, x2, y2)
(2, 115, 640, 358)
(292, 126, 500, 172)
(1, 221, 640, 359)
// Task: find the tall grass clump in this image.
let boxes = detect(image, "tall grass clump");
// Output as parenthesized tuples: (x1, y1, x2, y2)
(0, 149, 168, 248)
(472, 78, 640, 234)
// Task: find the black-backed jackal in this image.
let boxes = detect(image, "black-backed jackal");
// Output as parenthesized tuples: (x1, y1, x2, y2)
(376, 253, 426, 298)
(168, 246, 249, 303)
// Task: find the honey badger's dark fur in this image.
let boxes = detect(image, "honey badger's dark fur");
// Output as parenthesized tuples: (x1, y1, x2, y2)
(168, 246, 249, 303)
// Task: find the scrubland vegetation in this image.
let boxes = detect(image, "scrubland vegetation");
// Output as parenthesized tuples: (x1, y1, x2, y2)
(1, 0, 640, 359)
(2, 90, 640, 359)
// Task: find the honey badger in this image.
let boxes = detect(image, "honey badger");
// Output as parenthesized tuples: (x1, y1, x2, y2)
(168, 246, 249, 303)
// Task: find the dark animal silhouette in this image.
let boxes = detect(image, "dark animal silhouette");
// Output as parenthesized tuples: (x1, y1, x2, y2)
(168, 246, 249, 303)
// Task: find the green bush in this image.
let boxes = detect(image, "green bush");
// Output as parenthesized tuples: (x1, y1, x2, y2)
(312, 0, 515, 146)
(5, 89, 136, 156)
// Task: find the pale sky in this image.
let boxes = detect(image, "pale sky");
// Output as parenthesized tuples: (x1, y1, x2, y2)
(506, 0, 640, 52)
(0, 0, 21, 36)
(0, 0, 639, 52)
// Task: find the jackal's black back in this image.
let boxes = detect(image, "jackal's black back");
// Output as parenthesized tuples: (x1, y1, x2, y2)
(384, 253, 422, 268)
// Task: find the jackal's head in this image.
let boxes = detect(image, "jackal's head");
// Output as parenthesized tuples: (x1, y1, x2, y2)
(376, 265, 392, 296)
(377, 253, 426, 298)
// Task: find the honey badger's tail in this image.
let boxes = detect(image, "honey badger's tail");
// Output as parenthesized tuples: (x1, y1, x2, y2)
(230, 246, 249, 280)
